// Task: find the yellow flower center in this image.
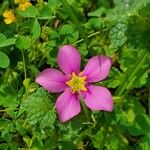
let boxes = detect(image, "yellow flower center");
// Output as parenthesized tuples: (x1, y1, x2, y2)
(66, 72, 87, 94)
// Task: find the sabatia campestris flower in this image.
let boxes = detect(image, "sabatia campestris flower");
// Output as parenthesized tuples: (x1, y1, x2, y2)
(36, 45, 113, 122)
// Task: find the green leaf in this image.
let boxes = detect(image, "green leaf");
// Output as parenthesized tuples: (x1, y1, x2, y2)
(107, 0, 150, 23)
(132, 69, 148, 88)
(15, 120, 26, 135)
(0, 33, 7, 42)
(92, 127, 106, 149)
(115, 49, 148, 96)
(38, 6, 56, 20)
(23, 136, 33, 148)
(119, 47, 138, 72)
(88, 18, 103, 28)
(15, 36, 31, 50)
(18, 6, 38, 18)
(0, 38, 16, 48)
(88, 7, 106, 17)
(119, 97, 146, 136)
(0, 144, 9, 150)
(0, 52, 10, 68)
(104, 107, 122, 125)
(107, 133, 128, 150)
(59, 141, 76, 150)
(109, 23, 127, 49)
(21, 88, 56, 128)
(2, 96, 18, 107)
(2, 122, 14, 137)
(59, 24, 79, 43)
(102, 67, 122, 88)
(0, 33, 16, 48)
(59, 24, 74, 35)
(0, 118, 11, 130)
(135, 114, 150, 133)
(32, 19, 41, 39)
(107, 0, 150, 51)
(48, 0, 60, 11)
(136, 133, 150, 150)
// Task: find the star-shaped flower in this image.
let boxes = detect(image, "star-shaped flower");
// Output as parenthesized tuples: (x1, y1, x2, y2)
(36, 45, 113, 122)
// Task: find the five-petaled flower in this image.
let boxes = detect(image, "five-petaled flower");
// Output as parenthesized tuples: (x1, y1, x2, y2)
(3, 10, 16, 24)
(36, 45, 113, 122)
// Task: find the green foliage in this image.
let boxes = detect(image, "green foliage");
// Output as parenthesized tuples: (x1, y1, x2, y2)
(38, 5, 56, 20)
(21, 88, 56, 128)
(109, 23, 127, 50)
(59, 24, 79, 43)
(0, 0, 150, 149)
(92, 127, 108, 149)
(32, 19, 41, 40)
(0, 51, 10, 68)
(15, 36, 31, 50)
(87, 7, 106, 29)
(0, 33, 16, 48)
(18, 6, 38, 18)
(136, 133, 150, 150)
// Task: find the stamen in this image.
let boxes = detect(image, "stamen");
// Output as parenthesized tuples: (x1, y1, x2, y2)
(65, 72, 87, 94)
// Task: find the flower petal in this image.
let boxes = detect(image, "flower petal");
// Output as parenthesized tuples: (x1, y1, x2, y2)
(57, 45, 81, 75)
(36, 68, 68, 93)
(81, 85, 113, 111)
(56, 89, 81, 122)
(82, 56, 112, 83)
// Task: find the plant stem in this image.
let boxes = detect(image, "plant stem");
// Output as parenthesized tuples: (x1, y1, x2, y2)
(73, 31, 101, 45)
(0, 108, 19, 112)
(115, 50, 148, 96)
(60, 0, 89, 45)
(21, 49, 27, 79)
(148, 88, 150, 116)
(51, 127, 59, 149)
(80, 99, 90, 122)
(0, 109, 6, 112)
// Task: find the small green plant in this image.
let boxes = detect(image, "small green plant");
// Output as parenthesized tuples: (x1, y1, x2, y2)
(0, 0, 150, 149)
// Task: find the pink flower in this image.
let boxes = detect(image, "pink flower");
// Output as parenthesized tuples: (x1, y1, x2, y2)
(36, 45, 113, 122)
